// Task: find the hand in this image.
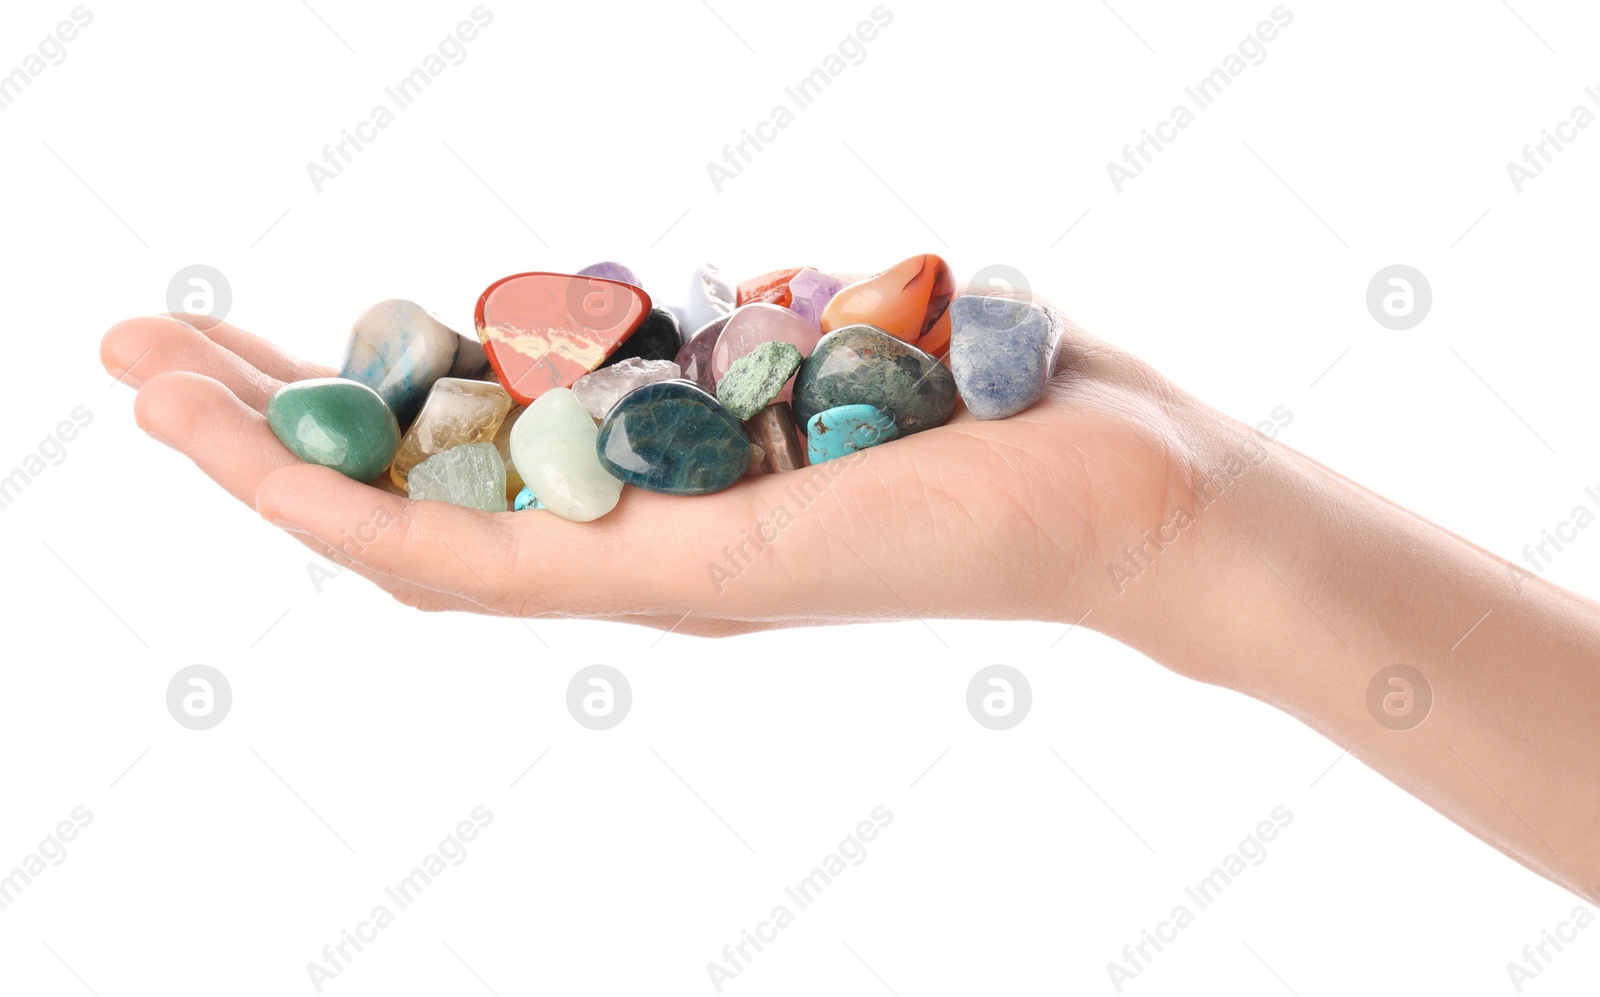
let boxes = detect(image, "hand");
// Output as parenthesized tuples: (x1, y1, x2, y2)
(98, 299, 1218, 638)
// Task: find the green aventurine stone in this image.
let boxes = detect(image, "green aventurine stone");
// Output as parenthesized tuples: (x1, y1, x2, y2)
(407, 443, 507, 512)
(266, 377, 400, 481)
(716, 340, 804, 421)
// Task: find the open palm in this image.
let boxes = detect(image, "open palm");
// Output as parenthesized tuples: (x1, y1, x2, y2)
(100, 300, 1203, 637)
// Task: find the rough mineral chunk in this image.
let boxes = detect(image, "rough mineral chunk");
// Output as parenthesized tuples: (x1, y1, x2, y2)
(407, 443, 507, 512)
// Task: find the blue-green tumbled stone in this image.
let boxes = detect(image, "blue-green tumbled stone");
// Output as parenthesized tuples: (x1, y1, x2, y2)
(806, 404, 899, 464)
(792, 324, 956, 435)
(596, 381, 751, 495)
(513, 485, 546, 511)
(266, 377, 400, 482)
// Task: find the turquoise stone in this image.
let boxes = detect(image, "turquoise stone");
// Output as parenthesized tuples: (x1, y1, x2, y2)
(408, 443, 506, 512)
(596, 381, 751, 495)
(513, 485, 546, 511)
(948, 295, 1063, 419)
(338, 300, 460, 427)
(805, 404, 899, 464)
(792, 324, 956, 435)
(716, 340, 803, 421)
(266, 377, 400, 482)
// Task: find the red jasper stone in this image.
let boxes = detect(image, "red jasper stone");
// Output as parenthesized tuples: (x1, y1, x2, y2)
(736, 267, 808, 308)
(475, 273, 651, 405)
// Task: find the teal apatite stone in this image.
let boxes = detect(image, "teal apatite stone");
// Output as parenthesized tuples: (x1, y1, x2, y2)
(716, 340, 804, 421)
(266, 377, 400, 481)
(596, 380, 751, 495)
(408, 443, 506, 512)
(793, 324, 956, 435)
(513, 485, 545, 511)
(806, 404, 899, 464)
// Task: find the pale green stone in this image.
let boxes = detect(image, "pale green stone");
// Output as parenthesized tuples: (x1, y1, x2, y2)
(508, 388, 623, 522)
(408, 443, 507, 512)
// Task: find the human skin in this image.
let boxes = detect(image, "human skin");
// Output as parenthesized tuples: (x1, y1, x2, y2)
(99, 298, 1600, 902)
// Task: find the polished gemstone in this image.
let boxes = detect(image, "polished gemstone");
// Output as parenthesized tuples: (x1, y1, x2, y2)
(493, 405, 527, 502)
(513, 485, 546, 511)
(675, 314, 730, 393)
(508, 387, 623, 522)
(572, 357, 683, 420)
(793, 324, 957, 434)
(805, 403, 899, 464)
(745, 402, 805, 473)
(602, 306, 682, 366)
(475, 272, 651, 405)
(267, 377, 400, 482)
(408, 443, 507, 512)
(683, 262, 736, 334)
(711, 303, 820, 403)
(737, 267, 806, 307)
(338, 300, 460, 427)
(389, 378, 512, 490)
(788, 268, 846, 331)
(717, 341, 804, 421)
(577, 261, 640, 286)
(948, 295, 1063, 419)
(820, 254, 954, 356)
(597, 381, 751, 495)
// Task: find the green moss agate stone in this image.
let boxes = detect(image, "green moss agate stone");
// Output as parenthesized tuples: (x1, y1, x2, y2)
(266, 377, 400, 482)
(716, 340, 804, 421)
(792, 324, 956, 435)
(596, 380, 751, 495)
(408, 443, 507, 512)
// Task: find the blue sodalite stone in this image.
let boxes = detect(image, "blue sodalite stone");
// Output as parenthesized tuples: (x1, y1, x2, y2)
(513, 485, 545, 510)
(805, 404, 899, 464)
(337, 300, 460, 428)
(947, 295, 1063, 420)
(596, 380, 751, 495)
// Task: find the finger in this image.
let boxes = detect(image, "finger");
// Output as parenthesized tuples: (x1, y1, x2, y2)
(104, 316, 285, 410)
(134, 371, 480, 611)
(254, 462, 727, 615)
(162, 313, 334, 384)
(280, 530, 500, 615)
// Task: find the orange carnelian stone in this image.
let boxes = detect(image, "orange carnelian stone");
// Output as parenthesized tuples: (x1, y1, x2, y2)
(736, 267, 807, 308)
(819, 254, 953, 353)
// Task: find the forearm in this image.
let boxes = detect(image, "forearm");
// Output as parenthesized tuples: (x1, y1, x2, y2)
(1105, 404, 1600, 897)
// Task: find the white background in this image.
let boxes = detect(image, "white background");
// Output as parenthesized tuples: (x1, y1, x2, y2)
(2, 0, 1598, 993)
